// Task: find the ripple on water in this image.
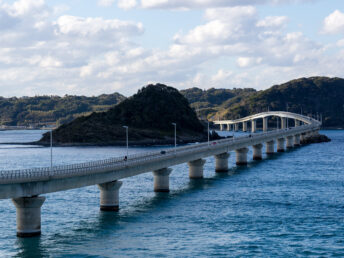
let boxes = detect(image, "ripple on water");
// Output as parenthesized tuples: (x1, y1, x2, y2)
(0, 130, 343, 257)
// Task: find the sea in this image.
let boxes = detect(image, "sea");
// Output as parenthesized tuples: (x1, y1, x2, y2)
(0, 129, 342, 257)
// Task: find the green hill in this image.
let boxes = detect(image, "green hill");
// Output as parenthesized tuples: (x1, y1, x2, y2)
(38, 84, 213, 146)
(180, 87, 256, 120)
(180, 77, 344, 128)
(0, 93, 125, 126)
(215, 77, 344, 127)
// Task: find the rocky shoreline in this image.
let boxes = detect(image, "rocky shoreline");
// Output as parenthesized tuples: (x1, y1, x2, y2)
(300, 134, 331, 144)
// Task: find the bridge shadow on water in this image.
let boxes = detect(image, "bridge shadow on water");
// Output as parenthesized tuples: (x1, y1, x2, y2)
(15, 145, 304, 256)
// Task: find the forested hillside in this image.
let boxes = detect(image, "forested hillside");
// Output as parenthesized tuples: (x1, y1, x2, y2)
(0, 93, 125, 126)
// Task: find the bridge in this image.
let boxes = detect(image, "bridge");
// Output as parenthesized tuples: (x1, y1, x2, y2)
(0, 112, 321, 237)
(213, 111, 312, 132)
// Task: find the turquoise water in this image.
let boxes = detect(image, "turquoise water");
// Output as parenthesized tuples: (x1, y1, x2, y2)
(0, 130, 343, 257)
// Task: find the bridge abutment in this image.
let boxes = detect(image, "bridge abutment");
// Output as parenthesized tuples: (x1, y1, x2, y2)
(277, 138, 285, 152)
(188, 159, 206, 178)
(215, 153, 230, 172)
(153, 168, 172, 192)
(98, 180, 123, 211)
(236, 148, 249, 165)
(266, 140, 275, 154)
(286, 136, 294, 148)
(12, 196, 45, 237)
(253, 144, 263, 160)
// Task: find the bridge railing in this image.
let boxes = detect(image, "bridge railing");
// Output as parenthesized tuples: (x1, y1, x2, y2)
(0, 121, 320, 184)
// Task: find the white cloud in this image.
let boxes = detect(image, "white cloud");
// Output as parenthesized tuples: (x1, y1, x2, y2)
(123, 0, 316, 10)
(55, 15, 143, 37)
(118, 0, 138, 9)
(256, 16, 288, 28)
(237, 57, 262, 68)
(322, 10, 344, 34)
(97, 0, 115, 7)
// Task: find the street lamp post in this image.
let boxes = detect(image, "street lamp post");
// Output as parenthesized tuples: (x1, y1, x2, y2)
(50, 129, 53, 170)
(123, 126, 128, 158)
(207, 121, 210, 146)
(171, 123, 176, 153)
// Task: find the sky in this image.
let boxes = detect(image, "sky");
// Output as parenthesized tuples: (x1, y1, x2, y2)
(0, 0, 344, 97)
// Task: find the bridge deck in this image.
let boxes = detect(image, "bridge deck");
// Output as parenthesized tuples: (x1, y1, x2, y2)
(0, 112, 320, 199)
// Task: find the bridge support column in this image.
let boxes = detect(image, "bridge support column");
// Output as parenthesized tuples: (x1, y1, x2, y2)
(295, 120, 300, 127)
(243, 121, 247, 132)
(253, 144, 263, 160)
(294, 134, 301, 146)
(281, 117, 287, 129)
(263, 117, 268, 132)
(153, 168, 172, 192)
(277, 138, 285, 152)
(236, 148, 249, 165)
(98, 180, 123, 211)
(234, 123, 239, 132)
(215, 153, 230, 172)
(266, 140, 275, 154)
(227, 124, 231, 131)
(286, 136, 294, 148)
(251, 120, 256, 133)
(12, 196, 46, 237)
(220, 124, 223, 131)
(188, 159, 206, 178)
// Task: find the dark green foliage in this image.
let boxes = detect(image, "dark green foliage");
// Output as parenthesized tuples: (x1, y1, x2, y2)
(39, 84, 207, 145)
(0, 93, 125, 126)
(218, 77, 344, 127)
(181, 87, 256, 120)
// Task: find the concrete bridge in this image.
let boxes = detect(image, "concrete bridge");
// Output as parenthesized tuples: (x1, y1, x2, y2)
(213, 111, 311, 132)
(0, 112, 321, 237)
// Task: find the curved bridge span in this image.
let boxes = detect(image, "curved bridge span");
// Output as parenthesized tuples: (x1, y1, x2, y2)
(214, 111, 319, 132)
(1, 112, 321, 237)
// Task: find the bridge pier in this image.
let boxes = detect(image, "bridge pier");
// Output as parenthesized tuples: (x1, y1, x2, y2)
(227, 124, 231, 131)
(300, 133, 306, 142)
(98, 180, 123, 211)
(234, 123, 239, 132)
(251, 120, 257, 133)
(281, 117, 287, 129)
(188, 159, 206, 178)
(277, 138, 285, 152)
(215, 153, 230, 172)
(153, 168, 172, 192)
(12, 196, 46, 237)
(266, 140, 275, 154)
(253, 144, 263, 160)
(236, 148, 249, 165)
(263, 117, 268, 132)
(220, 124, 223, 131)
(243, 121, 247, 132)
(286, 136, 294, 148)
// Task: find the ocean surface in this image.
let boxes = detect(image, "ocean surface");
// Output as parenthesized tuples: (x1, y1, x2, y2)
(0, 130, 343, 257)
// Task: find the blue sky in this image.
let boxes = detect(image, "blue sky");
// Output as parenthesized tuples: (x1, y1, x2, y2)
(0, 0, 344, 96)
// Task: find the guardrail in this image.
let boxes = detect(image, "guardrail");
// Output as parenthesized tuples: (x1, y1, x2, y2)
(0, 117, 320, 184)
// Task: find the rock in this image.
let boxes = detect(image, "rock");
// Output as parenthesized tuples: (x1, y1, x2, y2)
(301, 134, 331, 144)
